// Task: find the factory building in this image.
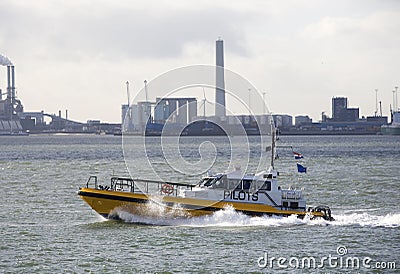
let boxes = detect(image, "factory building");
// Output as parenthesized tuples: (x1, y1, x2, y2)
(331, 97, 359, 122)
(154, 97, 197, 124)
(122, 98, 198, 133)
(295, 115, 312, 127)
(273, 114, 293, 128)
(0, 64, 25, 134)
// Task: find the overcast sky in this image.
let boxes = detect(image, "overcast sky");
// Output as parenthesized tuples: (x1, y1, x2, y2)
(0, 0, 399, 123)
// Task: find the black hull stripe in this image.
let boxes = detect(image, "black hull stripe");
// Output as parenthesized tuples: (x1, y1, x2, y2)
(78, 190, 148, 204)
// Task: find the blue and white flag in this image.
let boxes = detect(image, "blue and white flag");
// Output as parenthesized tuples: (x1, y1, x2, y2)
(297, 163, 307, 173)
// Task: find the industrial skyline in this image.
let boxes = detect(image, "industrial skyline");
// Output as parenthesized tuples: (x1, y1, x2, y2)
(0, 36, 398, 135)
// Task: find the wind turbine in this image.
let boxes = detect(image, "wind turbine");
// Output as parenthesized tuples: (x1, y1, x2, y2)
(199, 87, 212, 117)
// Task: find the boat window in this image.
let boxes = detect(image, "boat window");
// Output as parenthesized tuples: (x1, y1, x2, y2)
(228, 179, 241, 190)
(242, 180, 252, 190)
(234, 180, 243, 190)
(251, 180, 262, 191)
(260, 181, 271, 191)
(214, 175, 228, 189)
(204, 178, 215, 187)
(290, 202, 299, 209)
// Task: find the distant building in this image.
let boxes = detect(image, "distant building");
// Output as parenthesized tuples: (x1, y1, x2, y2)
(273, 114, 293, 128)
(121, 104, 133, 131)
(332, 97, 359, 122)
(153, 97, 197, 125)
(366, 116, 387, 124)
(123, 97, 197, 132)
(295, 115, 312, 127)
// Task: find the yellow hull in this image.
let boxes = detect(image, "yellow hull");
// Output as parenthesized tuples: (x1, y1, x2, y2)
(78, 187, 325, 220)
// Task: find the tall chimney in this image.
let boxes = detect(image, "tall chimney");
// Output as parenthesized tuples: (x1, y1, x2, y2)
(215, 38, 226, 117)
(7, 65, 11, 101)
(11, 65, 15, 107)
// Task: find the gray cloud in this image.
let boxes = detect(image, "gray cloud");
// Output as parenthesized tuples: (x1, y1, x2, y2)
(0, 1, 254, 62)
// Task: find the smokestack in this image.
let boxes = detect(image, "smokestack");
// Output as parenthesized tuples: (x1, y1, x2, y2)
(215, 38, 226, 117)
(11, 65, 15, 106)
(66, 109, 68, 121)
(7, 65, 11, 101)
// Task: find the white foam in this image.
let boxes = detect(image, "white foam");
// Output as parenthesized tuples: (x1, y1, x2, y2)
(114, 205, 400, 228)
(331, 212, 400, 228)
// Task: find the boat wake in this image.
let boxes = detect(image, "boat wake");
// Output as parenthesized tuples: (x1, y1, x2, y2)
(113, 205, 400, 228)
(331, 212, 400, 228)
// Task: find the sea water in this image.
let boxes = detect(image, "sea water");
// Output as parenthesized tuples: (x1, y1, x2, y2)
(0, 135, 399, 273)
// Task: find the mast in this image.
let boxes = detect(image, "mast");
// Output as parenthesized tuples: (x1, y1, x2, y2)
(144, 80, 148, 102)
(126, 81, 130, 106)
(270, 117, 276, 169)
(375, 89, 378, 116)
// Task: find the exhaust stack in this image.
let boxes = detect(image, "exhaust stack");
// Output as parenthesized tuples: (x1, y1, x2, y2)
(7, 65, 11, 102)
(215, 38, 226, 117)
(11, 65, 15, 107)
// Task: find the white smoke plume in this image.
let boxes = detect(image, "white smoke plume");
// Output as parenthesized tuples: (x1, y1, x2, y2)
(0, 53, 12, 66)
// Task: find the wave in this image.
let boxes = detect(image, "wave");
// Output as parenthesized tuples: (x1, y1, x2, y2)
(114, 206, 400, 228)
(331, 212, 400, 228)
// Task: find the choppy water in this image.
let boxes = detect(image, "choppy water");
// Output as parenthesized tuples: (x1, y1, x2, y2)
(0, 135, 399, 273)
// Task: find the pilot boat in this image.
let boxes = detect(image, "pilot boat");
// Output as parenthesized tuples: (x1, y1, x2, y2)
(78, 130, 334, 222)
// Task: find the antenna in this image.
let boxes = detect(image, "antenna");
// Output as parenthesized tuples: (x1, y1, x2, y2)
(248, 88, 251, 112)
(395, 86, 399, 111)
(263, 92, 266, 114)
(126, 81, 130, 106)
(375, 89, 378, 116)
(393, 89, 396, 113)
(144, 80, 148, 102)
(270, 119, 276, 169)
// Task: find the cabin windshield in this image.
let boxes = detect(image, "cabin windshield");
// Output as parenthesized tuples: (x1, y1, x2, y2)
(198, 177, 217, 187)
(198, 175, 227, 189)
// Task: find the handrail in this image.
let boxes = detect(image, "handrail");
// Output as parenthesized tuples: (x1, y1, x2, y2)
(281, 190, 302, 200)
(86, 176, 98, 188)
(111, 177, 196, 188)
(82, 176, 197, 195)
(85, 176, 197, 196)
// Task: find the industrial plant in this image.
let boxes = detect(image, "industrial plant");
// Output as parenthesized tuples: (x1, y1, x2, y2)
(0, 54, 118, 135)
(0, 63, 25, 134)
(120, 39, 272, 136)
